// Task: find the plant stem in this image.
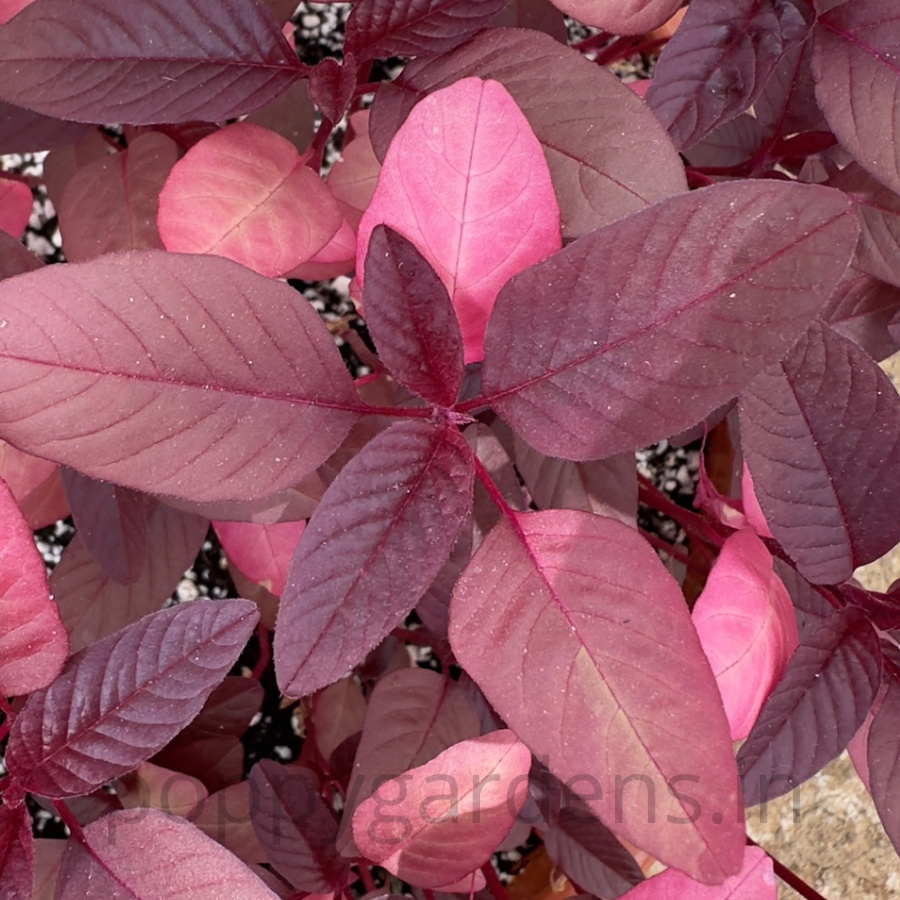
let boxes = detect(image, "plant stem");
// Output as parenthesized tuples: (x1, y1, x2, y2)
(481, 861, 509, 899)
(250, 622, 270, 681)
(746, 836, 828, 900)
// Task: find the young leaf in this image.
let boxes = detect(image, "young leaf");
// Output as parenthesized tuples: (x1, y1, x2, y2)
(54, 809, 279, 899)
(0, 476, 67, 696)
(275, 421, 474, 698)
(0, 250, 360, 501)
(0, 800, 33, 900)
(214, 519, 306, 597)
(157, 122, 343, 278)
(546, 0, 682, 35)
(3, 599, 259, 801)
(479, 181, 857, 462)
(357, 76, 561, 363)
(362, 225, 464, 407)
(739, 321, 900, 584)
(737, 606, 882, 807)
(351, 730, 531, 888)
(0, 0, 305, 125)
(449, 509, 744, 884)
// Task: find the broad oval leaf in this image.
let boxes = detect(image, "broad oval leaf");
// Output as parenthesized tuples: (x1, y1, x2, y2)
(739, 321, 900, 584)
(158, 123, 342, 278)
(692, 530, 798, 740)
(352, 730, 531, 888)
(275, 420, 474, 698)
(867, 652, 900, 854)
(547, 0, 681, 34)
(357, 76, 561, 364)
(54, 809, 279, 899)
(0, 250, 360, 502)
(0, 0, 305, 125)
(3, 599, 258, 800)
(0, 476, 67, 696)
(813, 0, 900, 194)
(478, 181, 857, 462)
(449, 509, 744, 884)
(214, 519, 305, 597)
(737, 606, 882, 807)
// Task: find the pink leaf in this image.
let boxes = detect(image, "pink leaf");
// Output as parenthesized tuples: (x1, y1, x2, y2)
(0, 476, 67, 696)
(449, 510, 744, 883)
(357, 76, 561, 363)
(692, 530, 799, 740)
(0, 803, 33, 900)
(547, 0, 682, 35)
(327, 111, 381, 230)
(0, 250, 359, 501)
(0, 177, 31, 237)
(158, 123, 342, 277)
(3, 599, 258, 800)
(214, 519, 306, 597)
(0, 0, 305, 125)
(115, 761, 209, 819)
(0, 0, 34, 25)
(352, 730, 531, 888)
(275, 421, 474, 698)
(54, 809, 279, 898)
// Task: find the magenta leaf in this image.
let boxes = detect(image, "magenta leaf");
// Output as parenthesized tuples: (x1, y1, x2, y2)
(370, 29, 686, 238)
(737, 606, 881, 807)
(275, 421, 474, 698)
(158, 123, 342, 278)
(692, 530, 798, 740)
(646, 0, 814, 150)
(813, 0, 900, 194)
(3, 599, 258, 800)
(0, 250, 360, 501)
(867, 650, 900, 854)
(739, 321, 900, 584)
(0, 177, 31, 237)
(358, 76, 560, 363)
(0, 0, 305, 125)
(249, 760, 352, 893)
(345, 0, 508, 61)
(363, 225, 464, 406)
(51, 502, 208, 654)
(449, 509, 744, 883)
(0, 801, 33, 899)
(214, 519, 305, 597)
(54, 809, 279, 898)
(57, 131, 176, 261)
(0, 476, 67, 696)
(352, 730, 531, 888)
(479, 181, 857, 462)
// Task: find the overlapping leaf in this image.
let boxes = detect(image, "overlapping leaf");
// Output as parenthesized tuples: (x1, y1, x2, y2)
(3, 599, 258, 800)
(478, 181, 857, 462)
(740, 321, 900, 584)
(449, 509, 744, 883)
(546, 0, 681, 34)
(0, 100, 89, 153)
(214, 519, 305, 597)
(0, 0, 304, 125)
(275, 421, 474, 698)
(0, 251, 360, 501)
(867, 649, 900, 854)
(0, 797, 33, 900)
(0, 178, 31, 237)
(822, 268, 900, 362)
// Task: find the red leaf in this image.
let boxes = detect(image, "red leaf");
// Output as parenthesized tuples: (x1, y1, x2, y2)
(547, 0, 682, 34)
(362, 225, 464, 406)
(479, 181, 857, 462)
(275, 421, 474, 698)
(214, 519, 306, 597)
(0, 0, 305, 125)
(449, 509, 744, 883)
(813, 1, 900, 194)
(0, 250, 360, 501)
(0, 803, 33, 900)
(249, 760, 352, 893)
(4, 599, 258, 800)
(358, 76, 560, 363)
(327, 110, 381, 230)
(739, 321, 900, 584)
(692, 530, 798, 740)
(352, 730, 531, 888)
(0, 476, 67, 696)
(54, 809, 279, 898)
(371, 28, 686, 238)
(158, 123, 342, 278)
(0, 177, 31, 237)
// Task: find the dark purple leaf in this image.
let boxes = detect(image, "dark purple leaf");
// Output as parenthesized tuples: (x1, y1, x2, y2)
(0, 250, 360, 502)
(740, 321, 900, 584)
(646, 0, 814, 150)
(868, 651, 900, 854)
(772, 558, 837, 640)
(683, 114, 766, 169)
(822, 267, 900, 361)
(363, 225, 464, 407)
(275, 421, 474, 698)
(479, 181, 857, 462)
(737, 606, 882, 806)
(836, 583, 900, 632)
(0, 100, 90, 153)
(249, 760, 352, 893)
(0, 0, 305, 125)
(3, 599, 258, 801)
(308, 55, 358, 124)
(370, 28, 686, 238)
(0, 229, 41, 281)
(0, 803, 33, 900)
(345, 0, 508, 62)
(51, 501, 208, 654)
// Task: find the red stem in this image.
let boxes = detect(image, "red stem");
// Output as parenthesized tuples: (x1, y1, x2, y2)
(639, 528, 708, 577)
(250, 622, 271, 681)
(481, 862, 509, 900)
(357, 863, 377, 892)
(52, 800, 86, 842)
(571, 30, 614, 53)
(746, 837, 828, 900)
(637, 473, 724, 556)
(473, 455, 512, 516)
(593, 35, 667, 66)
